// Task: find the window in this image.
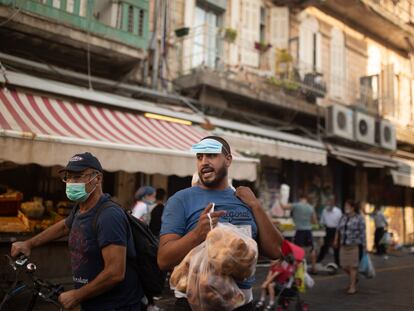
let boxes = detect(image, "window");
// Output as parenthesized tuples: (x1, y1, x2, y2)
(260, 7, 266, 43)
(299, 16, 321, 76)
(120, 2, 146, 36)
(330, 28, 345, 100)
(192, 5, 222, 69)
(128, 5, 134, 33)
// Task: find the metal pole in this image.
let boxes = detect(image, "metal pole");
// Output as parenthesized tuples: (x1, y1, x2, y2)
(151, 0, 160, 90)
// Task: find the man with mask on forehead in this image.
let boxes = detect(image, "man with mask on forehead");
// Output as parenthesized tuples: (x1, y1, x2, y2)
(11, 152, 143, 310)
(158, 136, 283, 311)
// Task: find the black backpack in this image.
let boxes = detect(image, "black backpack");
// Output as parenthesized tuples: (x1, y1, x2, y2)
(92, 200, 166, 299)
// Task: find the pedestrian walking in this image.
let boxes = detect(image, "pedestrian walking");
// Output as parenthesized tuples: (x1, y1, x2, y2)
(317, 195, 342, 265)
(11, 152, 143, 310)
(334, 200, 366, 294)
(281, 193, 318, 274)
(132, 186, 156, 224)
(371, 206, 388, 255)
(158, 136, 283, 311)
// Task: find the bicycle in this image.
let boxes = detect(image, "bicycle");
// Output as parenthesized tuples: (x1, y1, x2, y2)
(0, 254, 64, 311)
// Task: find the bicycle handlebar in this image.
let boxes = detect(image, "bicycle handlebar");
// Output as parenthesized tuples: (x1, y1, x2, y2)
(1, 254, 64, 310)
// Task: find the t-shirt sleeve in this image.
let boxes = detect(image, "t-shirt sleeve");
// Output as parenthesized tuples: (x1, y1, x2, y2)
(160, 195, 186, 236)
(96, 206, 129, 249)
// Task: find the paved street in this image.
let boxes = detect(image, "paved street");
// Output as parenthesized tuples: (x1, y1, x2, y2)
(156, 252, 414, 311)
(1, 252, 413, 310)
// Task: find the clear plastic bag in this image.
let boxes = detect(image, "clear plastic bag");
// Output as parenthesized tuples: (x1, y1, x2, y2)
(170, 223, 258, 311)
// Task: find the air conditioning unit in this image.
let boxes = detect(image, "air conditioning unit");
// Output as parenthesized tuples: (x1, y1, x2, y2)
(376, 119, 396, 150)
(354, 111, 376, 145)
(326, 104, 354, 140)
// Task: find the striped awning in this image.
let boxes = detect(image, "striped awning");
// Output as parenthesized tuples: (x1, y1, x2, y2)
(0, 87, 257, 180)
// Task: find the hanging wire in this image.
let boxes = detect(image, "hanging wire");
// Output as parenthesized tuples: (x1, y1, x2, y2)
(0, 0, 23, 27)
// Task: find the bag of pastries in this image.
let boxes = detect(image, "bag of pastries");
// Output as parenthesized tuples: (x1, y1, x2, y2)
(170, 223, 258, 310)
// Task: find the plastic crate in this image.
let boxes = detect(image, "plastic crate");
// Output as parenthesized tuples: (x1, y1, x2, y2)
(0, 193, 23, 216)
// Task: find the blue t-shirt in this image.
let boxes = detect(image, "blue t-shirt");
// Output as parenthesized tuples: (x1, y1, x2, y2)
(160, 186, 258, 289)
(65, 194, 143, 311)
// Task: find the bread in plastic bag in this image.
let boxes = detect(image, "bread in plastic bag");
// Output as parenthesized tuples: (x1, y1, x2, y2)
(170, 245, 197, 292)
(206, 223, 258, 281)
(170, 222, 258, 310)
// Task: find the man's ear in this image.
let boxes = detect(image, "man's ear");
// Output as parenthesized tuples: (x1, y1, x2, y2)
(224, 154, 232, 167)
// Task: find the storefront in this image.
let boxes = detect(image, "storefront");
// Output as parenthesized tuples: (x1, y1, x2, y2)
(0, 76, 258, 277)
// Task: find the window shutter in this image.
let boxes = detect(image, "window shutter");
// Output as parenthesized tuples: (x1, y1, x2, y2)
(269, 7, 289, 49)
(241, 0, 260, 67)
(399, 75, 411, 124)
(330, 28, 345, 100)
(228, 0, 240, 66)
(299, 17, 319, 77)
(299, 21, 314, 77)
(381, 64, 395, 117)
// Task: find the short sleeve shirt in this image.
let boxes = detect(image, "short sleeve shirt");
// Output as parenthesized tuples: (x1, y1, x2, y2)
(291, 202, 314, 230)
(160, 186, 258, 289)
(65, 194, 143, 310)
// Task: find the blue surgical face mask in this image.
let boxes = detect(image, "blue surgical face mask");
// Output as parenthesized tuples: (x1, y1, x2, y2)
(66, 175, 97, 202)
(144, 199, 155, 205)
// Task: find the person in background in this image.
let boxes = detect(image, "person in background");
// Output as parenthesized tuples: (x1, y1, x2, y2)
(132, 186, 156, 224)
(149, 188, 166, 237)
(281, 193, 318, 274)
(317, 195, 342, 266)
(372, 205, 388, 255)
(11, 152, 143, 310)
(334, 200, 366, 295)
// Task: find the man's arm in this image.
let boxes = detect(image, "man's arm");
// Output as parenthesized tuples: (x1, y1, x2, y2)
(280, 203, 293, 210)
(11, 219, 69, 257)
(311, 212, 318, 225)
(158, 204, 225, 271)
(235, 187, 283, 260)
(58, 244, 126, 309)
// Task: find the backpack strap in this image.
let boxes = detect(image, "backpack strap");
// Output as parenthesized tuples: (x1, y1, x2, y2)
(66, 204, 80, 230)
(92, 199, 123, 235)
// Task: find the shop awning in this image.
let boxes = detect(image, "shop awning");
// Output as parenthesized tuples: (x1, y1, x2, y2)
(214, 129, 327, 165)
(391, 157, 414, 188)
(0, 87, 257, 181)
(327, 145, 398, 168)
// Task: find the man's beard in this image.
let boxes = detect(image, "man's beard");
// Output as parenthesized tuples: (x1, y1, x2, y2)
(199, 165, 228, 188)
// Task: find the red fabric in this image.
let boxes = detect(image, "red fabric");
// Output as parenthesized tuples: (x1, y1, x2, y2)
(281, 240, 305, 261)
(270, 261, 295, 284)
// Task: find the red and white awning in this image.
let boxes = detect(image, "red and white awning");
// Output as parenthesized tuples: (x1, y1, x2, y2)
(0, 87, 257, 180)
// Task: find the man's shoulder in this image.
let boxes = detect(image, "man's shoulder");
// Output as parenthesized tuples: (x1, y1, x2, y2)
(97, 199, 126, 219)
(168, 187, 199, 201)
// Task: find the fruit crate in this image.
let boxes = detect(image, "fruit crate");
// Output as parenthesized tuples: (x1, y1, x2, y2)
(0, 193, 23, 216)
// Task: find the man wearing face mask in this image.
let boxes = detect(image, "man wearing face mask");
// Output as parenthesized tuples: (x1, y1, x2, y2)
(11, 152, 143, 310)
(158, 136, 283, 311)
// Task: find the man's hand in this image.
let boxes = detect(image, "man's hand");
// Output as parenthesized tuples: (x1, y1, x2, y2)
(235, 186, 261, 209)
(11, 241, 32, 257)
(193, 203, 226, 242)
(58, 290, 80, 309)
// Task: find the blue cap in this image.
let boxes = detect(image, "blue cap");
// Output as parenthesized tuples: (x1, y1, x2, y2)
(135, 186, 156, 200)
(59, 152, 103, 173)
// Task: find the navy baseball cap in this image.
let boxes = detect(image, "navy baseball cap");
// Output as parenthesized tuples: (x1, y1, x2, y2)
(59, 152, 103, 173)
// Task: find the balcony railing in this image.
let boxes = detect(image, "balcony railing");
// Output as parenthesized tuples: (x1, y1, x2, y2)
(366, 0, 414, 25)
(174, 25, 395, 114)
(0, 0, 149, 50)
